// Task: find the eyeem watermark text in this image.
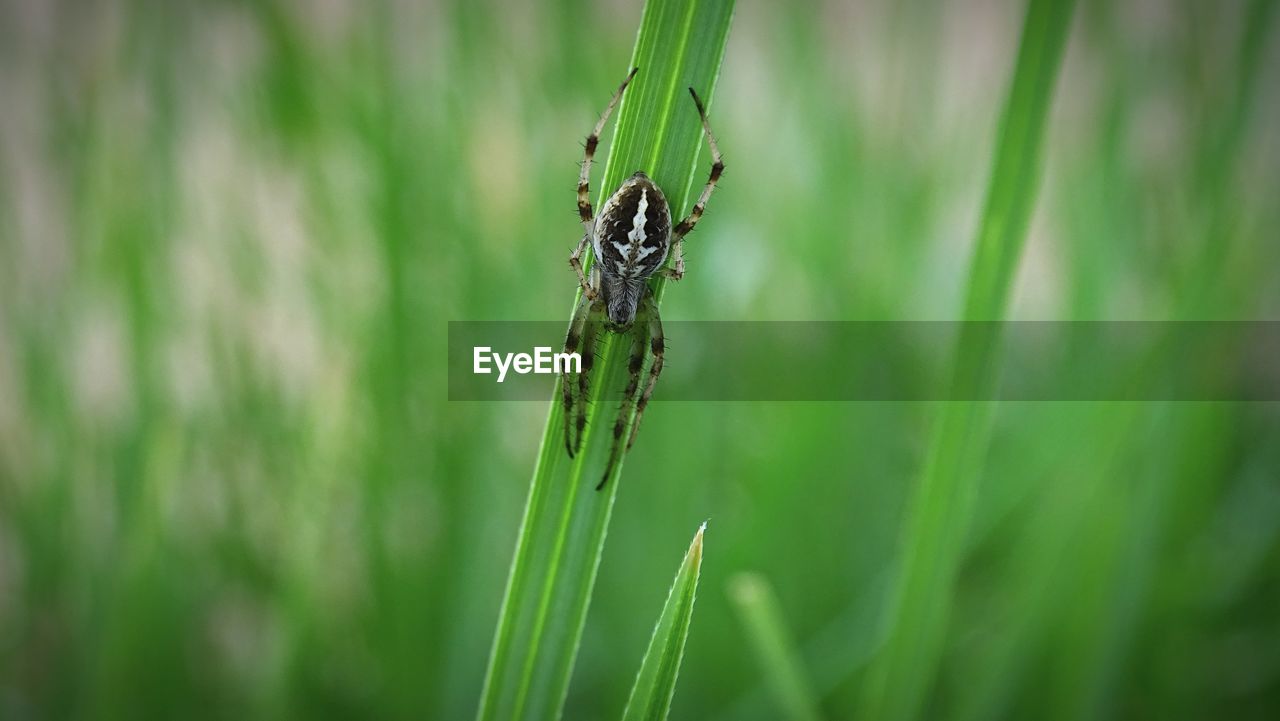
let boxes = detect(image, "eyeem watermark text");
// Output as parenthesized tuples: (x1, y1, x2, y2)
(473, 346, 581, 383)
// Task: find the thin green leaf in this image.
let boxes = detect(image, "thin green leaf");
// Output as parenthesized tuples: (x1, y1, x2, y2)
(621, 523, 707, 721)
(728, 573, 825, 721)
(475, 2, 734, 720)
(856, 1, 1077, 720)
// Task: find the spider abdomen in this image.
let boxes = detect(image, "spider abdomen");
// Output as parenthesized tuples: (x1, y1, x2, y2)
(593, 172, 671, 283)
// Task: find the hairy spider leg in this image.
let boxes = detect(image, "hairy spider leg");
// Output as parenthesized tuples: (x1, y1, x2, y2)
(569, 233, 596, 300)
(599, 314, 653, 490)
(571, 67, 639, 297)
(561, 294, 594, 457)
(665, 87, 725, 281)
(626, 295, 665, 452)
(571, 302, 605, 456)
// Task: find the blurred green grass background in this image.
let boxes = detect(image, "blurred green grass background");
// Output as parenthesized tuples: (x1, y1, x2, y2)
(1, 0, 1278, 719)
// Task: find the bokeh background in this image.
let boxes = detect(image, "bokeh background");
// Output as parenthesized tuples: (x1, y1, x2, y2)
(2, 0, 1279, 718)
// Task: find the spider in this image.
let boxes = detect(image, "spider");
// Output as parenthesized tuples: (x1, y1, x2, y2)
(561, 67, 724, 490)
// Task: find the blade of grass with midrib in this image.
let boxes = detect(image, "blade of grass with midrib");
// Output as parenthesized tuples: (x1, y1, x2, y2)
(620, 523, 707, 721)
(475, 2, 734, 720)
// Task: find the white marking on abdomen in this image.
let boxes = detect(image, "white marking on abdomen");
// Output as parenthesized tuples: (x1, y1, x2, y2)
(629, 189, 649, 247)
(625, 189, 663, 262)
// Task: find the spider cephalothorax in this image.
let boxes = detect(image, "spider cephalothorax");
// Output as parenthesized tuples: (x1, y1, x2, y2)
(562, 68, 724, 489)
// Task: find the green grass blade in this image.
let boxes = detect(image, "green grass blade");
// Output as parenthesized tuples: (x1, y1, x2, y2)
(475, 2, 734, 720)
(621, 523, 708, 721)
(856, 1, 1077, 720)
(729, 573, 826, 721)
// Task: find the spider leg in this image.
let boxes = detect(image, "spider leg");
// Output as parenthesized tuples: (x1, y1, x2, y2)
(598, 318, 649, 491)
(571, 69, 636, 299)
(561, 295, 592, 457)
(577, 68, 638, 232)
(573, 303, 603, 455)
(626, 295, 664, 451)
(569, 233, 597, 299)
(667, 87, 725, 281)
